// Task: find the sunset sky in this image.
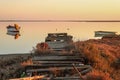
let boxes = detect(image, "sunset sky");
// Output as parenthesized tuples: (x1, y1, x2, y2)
(0, 0, 120, 20)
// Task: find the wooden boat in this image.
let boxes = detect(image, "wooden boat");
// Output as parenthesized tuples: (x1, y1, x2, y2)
(7, 24, 20, 32)
(95, 31, 117, 37)
(45, 33, 73, 51)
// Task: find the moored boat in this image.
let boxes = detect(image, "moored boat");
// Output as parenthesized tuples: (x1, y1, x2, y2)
(95, 31, 117, 37)
(45, 33, 73, 51)
(7, 24, 20, 32)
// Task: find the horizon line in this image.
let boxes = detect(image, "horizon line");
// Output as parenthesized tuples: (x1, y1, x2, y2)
(1, 19, 120, 22)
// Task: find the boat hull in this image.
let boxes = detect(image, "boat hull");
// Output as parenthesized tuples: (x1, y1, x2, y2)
(7, 24, 20, 32)
(7, 28, 20, 32)
(46, 41, 68, 51)
(7, 31, 20, 36)
(95, 31, 116, 37)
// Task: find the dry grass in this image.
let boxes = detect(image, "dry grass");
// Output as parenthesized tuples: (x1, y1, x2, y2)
(83, 70, 112, 80)
(73, 38, 120, 80)
(21, 58, 33, 66)
(33, 37, 120, 80)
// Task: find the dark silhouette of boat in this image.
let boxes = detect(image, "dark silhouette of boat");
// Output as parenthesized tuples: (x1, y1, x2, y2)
(7, 24, 20, 32)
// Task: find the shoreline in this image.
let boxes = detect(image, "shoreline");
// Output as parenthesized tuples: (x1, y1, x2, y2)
(0, 53, 31, 79)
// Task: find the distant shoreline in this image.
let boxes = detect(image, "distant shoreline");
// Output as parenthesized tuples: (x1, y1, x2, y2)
(1, 20, 120, 22)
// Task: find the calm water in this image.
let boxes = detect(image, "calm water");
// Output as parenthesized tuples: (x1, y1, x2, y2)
(0, 22, 120, 54)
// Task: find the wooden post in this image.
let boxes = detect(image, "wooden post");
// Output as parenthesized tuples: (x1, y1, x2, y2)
(72, 63, 84, 80)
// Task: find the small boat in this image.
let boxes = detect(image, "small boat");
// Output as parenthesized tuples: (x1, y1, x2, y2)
(45, 33, 73, 51)
(7, 24, 20, 32)
(95, 31, 117, 37)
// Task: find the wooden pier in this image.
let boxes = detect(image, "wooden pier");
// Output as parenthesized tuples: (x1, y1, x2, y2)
(10, 53, 92, 80)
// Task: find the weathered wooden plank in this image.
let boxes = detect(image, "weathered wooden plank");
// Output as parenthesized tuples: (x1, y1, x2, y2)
(26, 63, 84, 68)
(72, 63, 83, 79)
(10, 76, 82, 80)
(33, 56, 80, 59)
(81, 66, 92, 74)
(32, 56, 82, 61)
(26, 65, 91, 72)
(33, 61, 81, 64)
(9, 75, 45, 80)
(42, 77, 82, 80)
(33, 53, 81, 56)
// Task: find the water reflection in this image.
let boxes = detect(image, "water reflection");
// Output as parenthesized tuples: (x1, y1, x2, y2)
(7, 31, 21, 39)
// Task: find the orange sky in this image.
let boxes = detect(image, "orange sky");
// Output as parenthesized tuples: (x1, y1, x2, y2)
(0, 0, 120, 20)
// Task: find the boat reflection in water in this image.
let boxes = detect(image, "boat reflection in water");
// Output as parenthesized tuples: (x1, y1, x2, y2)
(7, 31, 21, 39)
